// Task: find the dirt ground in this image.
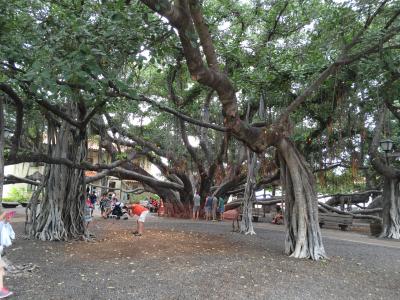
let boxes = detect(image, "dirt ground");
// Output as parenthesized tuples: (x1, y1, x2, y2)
(4, 209, 400, 300)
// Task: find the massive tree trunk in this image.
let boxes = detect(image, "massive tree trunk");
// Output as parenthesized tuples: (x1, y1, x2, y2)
(369, 107, 400, 239)
(29, 109, 87, 240)
(0, 98, 4, 205)
(137, 0, 397, 261)
(175, 172, 195, 217)
(98, 135, 109, 195)
(380, 178, 400, 239)
(240, 149, 257, 235)
(278, 138, 327, 260)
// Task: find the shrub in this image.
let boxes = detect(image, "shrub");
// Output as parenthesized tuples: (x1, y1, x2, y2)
(2, 197, 18, 203)
(6, 186, 32, 203)
(129, 193, 158, 204)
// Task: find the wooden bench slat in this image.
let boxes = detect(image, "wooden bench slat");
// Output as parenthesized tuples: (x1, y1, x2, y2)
(319, 213, 353, 230)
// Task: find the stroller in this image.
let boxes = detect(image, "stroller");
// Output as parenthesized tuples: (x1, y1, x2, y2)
(109, 201, 129, 220)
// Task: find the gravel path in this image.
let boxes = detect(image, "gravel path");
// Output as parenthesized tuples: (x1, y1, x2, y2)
(5, 212, 400, 300)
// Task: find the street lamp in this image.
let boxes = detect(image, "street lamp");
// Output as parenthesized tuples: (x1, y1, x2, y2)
(380, 139, 393, 165)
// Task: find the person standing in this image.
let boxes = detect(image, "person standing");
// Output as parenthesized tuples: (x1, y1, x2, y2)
(0, 211, 14, 298)
(99, 193, 107, 217)
(218, 196, 225, 221)
(205, 195, 213, 221)
(192, 192, 201, 220)
(212, 195, 218, 221)
(83, 197, 93, 237)
(102, 194, 112, 219)
(127, 204, 149, 236)
(89, 191, 97, 217)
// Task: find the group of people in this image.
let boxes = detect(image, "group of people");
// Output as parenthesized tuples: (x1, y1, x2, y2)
(84, 191, 151, 238)
(192, 192, 225, 221)
(98, 192, 116, 219)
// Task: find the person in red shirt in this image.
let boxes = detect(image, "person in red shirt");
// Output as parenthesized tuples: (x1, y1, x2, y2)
(126, 204, 149, 236)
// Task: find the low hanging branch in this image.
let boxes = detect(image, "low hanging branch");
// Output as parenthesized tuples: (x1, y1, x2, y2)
(113, 167, 184, 190)
(102, 114, 173, 159)
(4, 175, 40, 186)
(87, 183, 146, 195)
(5, 149, 184, 191)
(5, 150, 136, 170)
(221, 171, 279, 196)
(318, 202, 382, 222)
(324, 190, 382, 207)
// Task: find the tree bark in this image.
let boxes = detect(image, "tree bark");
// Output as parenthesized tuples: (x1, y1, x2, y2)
(29, 105, 87, 241)
(325, 190, 381, 207)
(0, 97, 4, 205)
(278, 138, 327, 260)
(380, 178, 400, 239)
(240, 148, 257, 235)
(369, 107, 400, 239)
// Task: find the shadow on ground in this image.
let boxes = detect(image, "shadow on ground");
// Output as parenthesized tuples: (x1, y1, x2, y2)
(5, 212, 400, 300)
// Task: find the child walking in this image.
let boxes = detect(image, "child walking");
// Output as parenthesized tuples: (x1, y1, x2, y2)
(0, 211, 15, 298)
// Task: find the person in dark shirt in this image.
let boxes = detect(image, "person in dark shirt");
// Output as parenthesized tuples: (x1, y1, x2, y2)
(205, 195, 213, 221)
(89, 191, 97, 216)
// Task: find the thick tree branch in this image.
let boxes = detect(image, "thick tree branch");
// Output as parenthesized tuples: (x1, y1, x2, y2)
(338, 27, 400, 65)
(199, 91, 214, 164)
(103, 114, 171, 159)
(5, 151, 137, 171)
(4, 175, 40, 186)
(109, 90, 227, 132)
(81, 99, 107, 128)
(36, 100, 81, 128)
(84, 169, 113, 184)
(280, 25, 399, 124)
(265, 0, 289, 43)
(369, 107, 400, 179)
(139, 0, 183, 27)
(113, 167, 183, 190)
(179, 119, 203, 173)
(278, 64, 340, 123)
(319, 202, 382, 222)
(0, 83, 24, 156)
(189, 0, 219, 70)
(344, 0, 390, 51)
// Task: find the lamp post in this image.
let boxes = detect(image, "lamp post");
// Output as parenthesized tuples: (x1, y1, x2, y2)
(380, 139, 393, 165)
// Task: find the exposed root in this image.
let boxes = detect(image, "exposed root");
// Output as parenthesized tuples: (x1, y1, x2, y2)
(244, 230, 256, 235)
(240, 149, 258, 235)
(380, 178, 400, 239)
(278, 138, 327, 260)
(28, 106, 87, 241)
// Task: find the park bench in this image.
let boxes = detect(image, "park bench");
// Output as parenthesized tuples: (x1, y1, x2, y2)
(319, 213, 353, 231)
(239, 207, 262, 222)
